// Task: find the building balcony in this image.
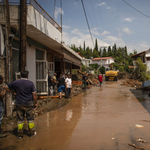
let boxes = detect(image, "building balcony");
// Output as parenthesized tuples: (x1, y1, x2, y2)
(0, 0, 62, 50)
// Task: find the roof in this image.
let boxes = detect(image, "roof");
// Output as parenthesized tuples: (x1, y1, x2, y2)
(130, 51, 146, 58)
(130, 49, 150, 58)
(77, 52, 84, 58)
(92, 57, 114, 61)
(129, 66, 134, 69)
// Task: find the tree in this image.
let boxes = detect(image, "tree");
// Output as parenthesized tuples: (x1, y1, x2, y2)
(93, 49, 100, 58)
(102, 47, 107, 57)
(132, 57, 150, 81)
(112, 43, 117, 57)
(94, 39, 98, 52)
(83, 41, 86, 51)
(89, 63, 99, 70)
(99, 66, 105, 74)
(85, 46, 93, 59)
(99, 48, 102, 57)
(107, 46, 112, 56)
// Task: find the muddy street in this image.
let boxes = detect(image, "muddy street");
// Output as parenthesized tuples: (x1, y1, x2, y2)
(1, 80, 150, 150)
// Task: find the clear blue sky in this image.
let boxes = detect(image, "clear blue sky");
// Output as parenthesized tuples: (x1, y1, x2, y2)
(36, 0, 150, 54)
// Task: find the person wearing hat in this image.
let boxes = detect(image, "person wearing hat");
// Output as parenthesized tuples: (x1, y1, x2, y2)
(0, 75, 7, 138)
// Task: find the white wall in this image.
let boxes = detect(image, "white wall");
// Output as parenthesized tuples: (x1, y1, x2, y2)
(27, 6, 62, 44)
(26, 44, 36, 86)
(92, 58, 114, 66)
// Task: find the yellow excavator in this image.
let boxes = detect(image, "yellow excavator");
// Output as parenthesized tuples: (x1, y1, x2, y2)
(105, 64, 118, 81)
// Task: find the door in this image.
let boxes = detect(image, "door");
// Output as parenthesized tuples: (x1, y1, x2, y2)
(36, 60, 48, 95)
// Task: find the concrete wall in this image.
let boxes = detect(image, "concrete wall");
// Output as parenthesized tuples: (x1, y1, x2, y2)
(27, 6, 62, 43)
(26, 44, 36, 86)
(0, 5, 61, 44)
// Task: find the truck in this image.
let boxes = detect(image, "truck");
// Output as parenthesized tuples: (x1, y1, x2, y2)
(105, 64, 118, 81)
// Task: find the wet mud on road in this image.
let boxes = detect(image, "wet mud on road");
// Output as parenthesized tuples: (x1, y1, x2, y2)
(0, 80, 150, 150)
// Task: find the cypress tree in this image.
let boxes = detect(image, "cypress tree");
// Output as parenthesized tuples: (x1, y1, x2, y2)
(94, 39, 98, 51)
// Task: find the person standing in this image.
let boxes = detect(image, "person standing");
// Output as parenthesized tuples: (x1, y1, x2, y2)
(0, 75, 6, 138)
(4, 70, 37, 139)
(98, 74, 103, 87)
(82, 72, 87, 89)
(53, 73, 57, 96)
(57, 74, 65, 99)
(48, 73, 53, 95)
(65, 74, 72, 99)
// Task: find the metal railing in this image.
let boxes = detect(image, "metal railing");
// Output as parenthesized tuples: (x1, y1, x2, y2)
(0, 0, 62, 32)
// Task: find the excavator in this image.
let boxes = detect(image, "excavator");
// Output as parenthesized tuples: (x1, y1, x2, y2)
(105, 64, 118, 81)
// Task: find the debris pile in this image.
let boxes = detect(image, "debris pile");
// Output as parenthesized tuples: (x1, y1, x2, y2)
(122, 78, 142, 89)
(72, 70, 99, 85)
(118, 72, 126, 79)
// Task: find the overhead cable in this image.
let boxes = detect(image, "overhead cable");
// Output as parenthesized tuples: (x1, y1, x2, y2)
(81, 0, 94, 47)
(122, 0, 150, 19)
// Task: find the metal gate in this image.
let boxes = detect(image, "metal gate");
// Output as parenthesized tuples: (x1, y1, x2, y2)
(36, 60, 48, 95)
(48, 62, 55, 77)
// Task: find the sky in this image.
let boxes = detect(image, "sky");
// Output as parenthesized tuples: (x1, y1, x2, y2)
(36, 0, 150, 54)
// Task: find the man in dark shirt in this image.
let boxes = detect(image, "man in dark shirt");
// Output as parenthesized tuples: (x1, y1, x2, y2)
(0, 75, 6, 138)
(4, 70, 37, 139)
(57, 74, 65, 98)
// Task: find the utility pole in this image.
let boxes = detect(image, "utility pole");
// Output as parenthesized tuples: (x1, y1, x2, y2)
(60, 0, 63, 43)
(4, 0, 12, 117)
(19, 0, 27, 71)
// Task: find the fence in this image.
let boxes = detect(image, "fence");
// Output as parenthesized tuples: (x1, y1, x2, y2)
(0, 0, 62, 32)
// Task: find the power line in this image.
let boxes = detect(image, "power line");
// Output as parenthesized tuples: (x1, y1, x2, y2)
(81, 0, 94, 47)
(122, 0, 150, 19)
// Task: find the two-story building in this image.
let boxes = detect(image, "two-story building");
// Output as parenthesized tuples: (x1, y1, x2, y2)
(131, 49, 150, 71)
(92, 57, 115, 68)
(0, 0, 82, 95)
(77, 52, 92, 67)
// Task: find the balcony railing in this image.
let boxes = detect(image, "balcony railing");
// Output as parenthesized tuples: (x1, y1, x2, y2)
(0, 0, 62, 33)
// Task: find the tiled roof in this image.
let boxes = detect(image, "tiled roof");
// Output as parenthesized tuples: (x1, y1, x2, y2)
(92, 57, 114, 60)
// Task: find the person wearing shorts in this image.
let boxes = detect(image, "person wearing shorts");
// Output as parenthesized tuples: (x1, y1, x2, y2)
(57, 74, 65, 98)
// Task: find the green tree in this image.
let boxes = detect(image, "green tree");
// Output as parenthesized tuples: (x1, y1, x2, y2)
(85, 46, 93, 59)
(99, 48, 102, 57)
(132, 57, 150, 81)
(99, 66, 105, 74)
(89, 63, 99, 70)
(102, 47, 107, 57)
(112, 43, 117, 57)
(83, 41, 86, 51)
(93, 49, 100, 58)
(107, 46, 112, 56)
(94, 39, 98, 52)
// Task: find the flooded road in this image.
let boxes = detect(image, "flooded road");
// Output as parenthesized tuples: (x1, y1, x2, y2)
(1, 80, 150, 150)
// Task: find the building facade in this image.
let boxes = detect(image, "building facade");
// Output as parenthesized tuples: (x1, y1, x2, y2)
(0, 0, 82, 95)
(131, 49, 150, 71)
(92, 57, 115, 68)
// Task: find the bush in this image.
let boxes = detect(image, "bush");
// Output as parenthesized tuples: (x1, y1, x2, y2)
(99, 66, 105, 74)
(119, 66, 124, 72)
